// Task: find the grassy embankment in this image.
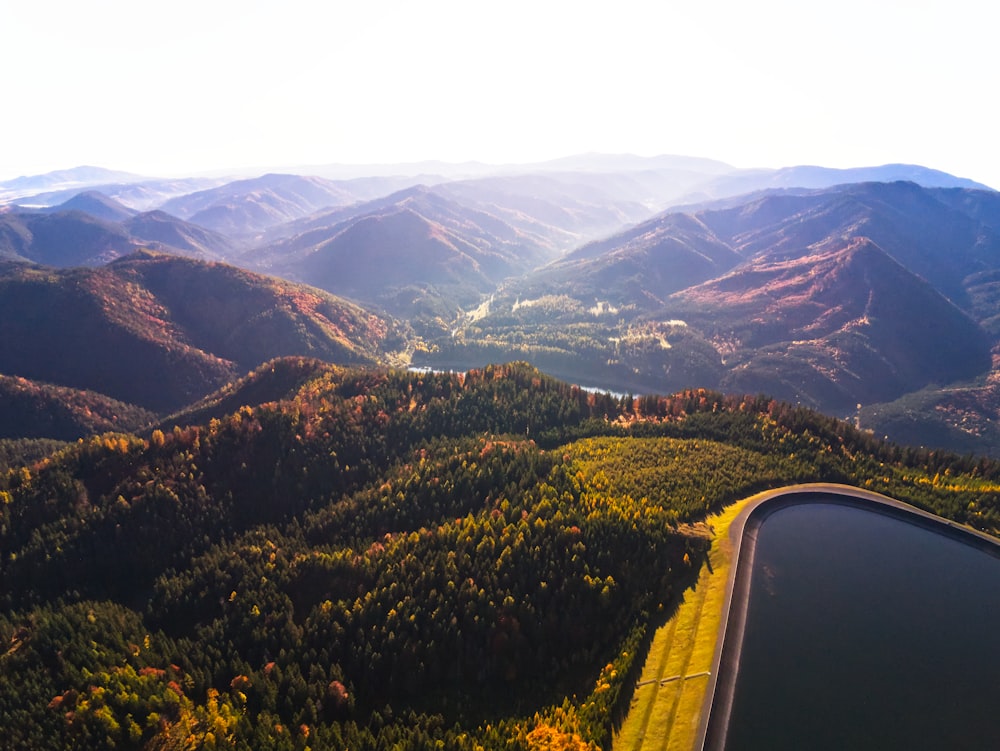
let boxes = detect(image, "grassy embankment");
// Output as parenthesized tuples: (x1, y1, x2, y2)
(613, 495, 754, 751)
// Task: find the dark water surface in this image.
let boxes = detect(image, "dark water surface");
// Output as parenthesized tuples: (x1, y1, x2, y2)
(719, 495, 1000, 750)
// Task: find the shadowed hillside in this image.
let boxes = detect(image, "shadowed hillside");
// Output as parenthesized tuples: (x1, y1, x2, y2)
(671, 238, 992, 409)
(0, 210, 139, 265)
(123, 210, 237, 259)
(524, 212, 743, 303)
(0, 253, 410, 412)
(0, 375, 156, 440)
(251, 186, 560, 328)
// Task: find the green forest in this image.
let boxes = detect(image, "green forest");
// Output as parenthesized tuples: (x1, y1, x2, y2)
(2, 360, 999, 750)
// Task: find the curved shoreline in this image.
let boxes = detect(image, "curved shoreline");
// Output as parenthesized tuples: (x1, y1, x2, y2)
(692, 482, 1000, 751)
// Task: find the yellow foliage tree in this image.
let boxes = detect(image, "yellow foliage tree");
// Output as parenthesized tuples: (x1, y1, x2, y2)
(526, 724, 596, 751)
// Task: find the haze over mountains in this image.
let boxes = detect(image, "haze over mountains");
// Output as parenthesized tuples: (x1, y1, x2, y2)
(2, 155, 999, 454)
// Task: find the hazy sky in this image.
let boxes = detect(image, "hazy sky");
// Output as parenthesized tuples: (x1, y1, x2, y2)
(1, 0, 995, 186)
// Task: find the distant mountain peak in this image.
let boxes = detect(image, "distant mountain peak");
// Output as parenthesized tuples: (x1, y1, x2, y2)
(0, 165, 148, 194)
(47, 190, 138, 222)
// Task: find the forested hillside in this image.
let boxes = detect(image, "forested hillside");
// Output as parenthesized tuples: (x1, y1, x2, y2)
(422, 182, 1000, 454)
(0, 253, 410, 415)
(0, 375, 155, 440)
(2, 361, 998, 750)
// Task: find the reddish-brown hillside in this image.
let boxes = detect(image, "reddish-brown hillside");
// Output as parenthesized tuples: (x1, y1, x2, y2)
(0, 252, 410, 412)
(672, 238, 991, 407)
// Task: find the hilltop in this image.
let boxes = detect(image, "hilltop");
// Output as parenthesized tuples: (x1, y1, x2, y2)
(0, 252, 409, 415)
(1, 361, 998, 749)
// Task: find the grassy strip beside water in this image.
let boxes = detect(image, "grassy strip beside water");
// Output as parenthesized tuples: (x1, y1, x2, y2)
(613, 496, 754, 751)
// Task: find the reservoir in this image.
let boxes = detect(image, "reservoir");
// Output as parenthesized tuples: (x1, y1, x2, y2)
(702, 491, 1000, 750)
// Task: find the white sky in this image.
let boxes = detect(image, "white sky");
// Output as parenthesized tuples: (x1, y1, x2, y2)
(1, 0, 996, 186)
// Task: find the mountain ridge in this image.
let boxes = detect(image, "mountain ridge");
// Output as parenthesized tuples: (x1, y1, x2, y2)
(44, 190, 138, 222)
(159, 173, 361, 235)
(672, 237, 991, 408)
(0, 252, 410, 414)
(3, 159, 1000, 455)
(420, 181, 1000, 442)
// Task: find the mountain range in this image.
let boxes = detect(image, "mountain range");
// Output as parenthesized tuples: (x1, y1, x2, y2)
(1, 155, 999, 455)
(0, 196, 237, 265)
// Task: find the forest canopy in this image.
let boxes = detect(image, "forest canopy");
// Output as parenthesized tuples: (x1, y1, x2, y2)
(1, 360, 998, 750)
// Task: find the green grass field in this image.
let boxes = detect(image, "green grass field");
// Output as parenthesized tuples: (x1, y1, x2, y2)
(613, 496, 754, 751)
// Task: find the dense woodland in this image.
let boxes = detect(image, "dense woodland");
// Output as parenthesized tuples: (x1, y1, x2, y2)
(2, 360, 999, 750)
